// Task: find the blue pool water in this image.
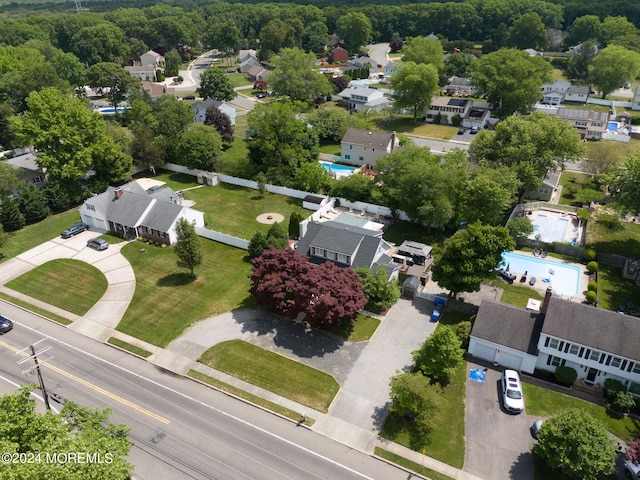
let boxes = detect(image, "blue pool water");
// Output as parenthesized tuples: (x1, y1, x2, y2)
(532, 214, 569, 243)
(607, 121, 619, 132)
(501, 251, 581, 297)
(98, 107, 127, 114)
(321, 162, 356, 175)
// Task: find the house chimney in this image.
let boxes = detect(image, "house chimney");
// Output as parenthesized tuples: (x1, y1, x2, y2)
(114, 187, 123, 199)
(541, 287, 553, 314)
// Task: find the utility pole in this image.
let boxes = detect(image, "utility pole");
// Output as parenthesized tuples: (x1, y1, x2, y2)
(16, 339, 54, 412)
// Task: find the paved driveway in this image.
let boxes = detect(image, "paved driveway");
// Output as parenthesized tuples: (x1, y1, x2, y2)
(464, 362, 536, 480)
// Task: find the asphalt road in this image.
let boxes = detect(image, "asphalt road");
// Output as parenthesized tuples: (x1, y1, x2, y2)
(0, 302, 413, 480)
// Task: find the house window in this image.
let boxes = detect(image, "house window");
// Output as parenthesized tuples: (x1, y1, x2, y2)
(349, 145, 353, 150)
(159, 232, 166, 238)
(548, 338, 559, 349)
(568, 344, 579, 356)
(611, 357, 622, 368)
(630, 382, 640, 395)
(345, 155, 351, 160)
(86, 204, 95, 211)
(633, 363, 640, 375)
(337, 253, 348, 263)
(538, 188, 549, 194)
(590, 350, 601, 361)
(147, 227, 152, 234)
(327, 251, 336, 260)
(359, 156, 364, 161)
(33, 176, 42, 184)
(550, 356, 562, 367)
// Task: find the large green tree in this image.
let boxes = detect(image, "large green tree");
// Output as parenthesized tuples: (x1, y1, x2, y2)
(178, 123, 222, 171)
(413, 326, 463, 382)
(460, 166, 519, 226)
(335, 12, 372, 53)
(507, 12, 547, 50)
(354, 266, 401, 313)
(470, 48, 552, 118)
(86, 62, 140, 111)
(589, 45, 640, 98)
(605, 153, 640, 214)
(174, 217, 202, 278)
(10, 88, 115, 181)
(391, 61, 440, 122)
(377, 147, 467, 229)
(533, 409, 617, 480)
(307, 107, 354, 142)
(389, 372, 443, 446)
(0, 386, 132, 479)
(259, 19, 299, 60)
(291, 161, 332, 194)
(247, 101, 319, 184)
(268, 48, 332, 104)
(431, 222, 516, 297)
(197, 67, 236, 102)
(469, 112, 584, 202)
(401, 36, 445, 69)
(565, 40, 598, 83)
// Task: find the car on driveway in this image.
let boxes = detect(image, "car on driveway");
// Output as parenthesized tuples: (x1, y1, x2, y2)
(501, 369, 524, 413)
(61, 222, 88, 238)
(457, 128, 465, 135)
(470, 126, 480, 134)
(87, 238, 109, 251)
(256, 92, 267, 98)
(626, 461, 640, 480)
(0, 315, 13, 334)
(530, 419, 545, 439)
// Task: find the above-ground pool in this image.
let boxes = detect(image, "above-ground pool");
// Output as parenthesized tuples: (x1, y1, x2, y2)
(349, 79, 375, 87)
(98, 107, 127, 115)
(531, 214, 570, 243)
(501, 251, 581, 297)
(321, 162, 357, 175)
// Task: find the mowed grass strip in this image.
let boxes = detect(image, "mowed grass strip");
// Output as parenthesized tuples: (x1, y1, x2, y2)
(197, 340, 339, 413)
(374, 448, 455, 480)
(0, 292, 72, 325)
(188, 370, 313, 424)
(107, 337, 152, 358)
(6, 259, 107, 316)
(333, 313, 380, 342)
(117, 239, 254, 347)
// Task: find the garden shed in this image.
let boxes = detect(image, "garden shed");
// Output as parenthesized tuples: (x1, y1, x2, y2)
(402, 276, 421, 299)
(197, 172, 219, 186)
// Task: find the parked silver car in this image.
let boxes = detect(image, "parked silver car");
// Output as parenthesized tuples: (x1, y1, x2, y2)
(501, 369, 525, 413)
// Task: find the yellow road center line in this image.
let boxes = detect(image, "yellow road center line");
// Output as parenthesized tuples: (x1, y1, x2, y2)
(1, 340, 170, 424)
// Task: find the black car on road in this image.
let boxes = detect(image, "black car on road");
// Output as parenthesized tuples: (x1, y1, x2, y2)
(0, 315, 13, 334)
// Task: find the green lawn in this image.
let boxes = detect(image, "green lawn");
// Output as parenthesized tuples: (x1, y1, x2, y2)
(5, 259, 107, 316)
(0, 292, 72, 325)
(583, 138, 640, 165)
(523, 382, 640, 442)
(0, 209, 81, 263)
(596, 264, 639, 311)
(188, 369, 311, 424)
(116, 239, 254, 347)
(558, 171, 604, 206)
(183, 183, 308, 239)
(197, 340, 339, 412)
(333, 313, 380, 342)
(372, 114, 458, 139)
(319, 142, 341, 155)
(586, 209, 640, 258)
(107, 337, 152, 358)
(486, 279, 544, 308)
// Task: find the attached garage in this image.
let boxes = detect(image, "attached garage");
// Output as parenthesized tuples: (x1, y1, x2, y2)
(468, 300, 543, 374)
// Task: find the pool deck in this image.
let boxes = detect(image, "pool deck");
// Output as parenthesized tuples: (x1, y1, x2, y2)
(525, 208, 584, 245)
(509, 250, 588, 303)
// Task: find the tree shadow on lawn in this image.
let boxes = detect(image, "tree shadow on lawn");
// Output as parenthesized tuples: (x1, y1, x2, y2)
(156, 273, 195, 287)
(237, 312, 345, 358)
(371, 401, 391, 430)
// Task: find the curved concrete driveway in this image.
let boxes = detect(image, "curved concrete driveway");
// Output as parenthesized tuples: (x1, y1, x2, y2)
(0, 230, 135, 341)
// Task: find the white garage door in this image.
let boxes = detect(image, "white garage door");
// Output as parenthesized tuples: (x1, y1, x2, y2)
(471, 341, 524, 371)
(83, 215, 95, 227)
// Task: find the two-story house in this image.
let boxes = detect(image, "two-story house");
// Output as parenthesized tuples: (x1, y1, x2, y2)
(140, 50, 164, 68)
(564, 85, 590, 103)
(124, 65, 157, 81)
(192, 99, 237, 125)
(425, 97, 473, 124)
(541, 78, 571, 105)
(340, 128, 399, 167)
(337, 86, 390, 112)
(469, 289, 640, 396)
(556, 107, 609, 140)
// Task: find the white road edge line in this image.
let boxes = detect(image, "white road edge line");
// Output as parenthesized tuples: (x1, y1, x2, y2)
(0, 373, 60, 414)
(17, 322, 377, 480)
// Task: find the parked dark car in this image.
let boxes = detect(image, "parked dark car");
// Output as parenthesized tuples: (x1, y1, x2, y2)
(256, 92, 267, 98)
(61, 222, 88, 239)
(0, 315, 13, 334)
(457, 128, 465, 135)
(87, 238, 109, 251)
(183, 95, 196, 100)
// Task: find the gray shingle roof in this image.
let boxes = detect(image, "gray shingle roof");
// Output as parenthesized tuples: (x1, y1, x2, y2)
(139, 201, 183, 232)
(341, 128, 394, 148)
(542, 296, 640, 362)
(108, 190, 153, 226)
(471, 300, 543, 354)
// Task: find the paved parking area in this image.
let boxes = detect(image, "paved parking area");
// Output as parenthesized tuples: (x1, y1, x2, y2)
(464, 362, 536, 480)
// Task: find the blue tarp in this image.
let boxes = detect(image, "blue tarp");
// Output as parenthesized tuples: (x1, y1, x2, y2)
(469, 369, 487, 383)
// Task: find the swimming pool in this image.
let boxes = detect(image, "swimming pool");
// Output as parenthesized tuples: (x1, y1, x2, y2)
(349, 79, 375, 87)
(321, 162, 356, 175)
(98, 107, 127, 114)
(501, 251, 581, 297)
(531, 214, 569, 243)
(607, 121, 619, 132)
